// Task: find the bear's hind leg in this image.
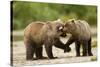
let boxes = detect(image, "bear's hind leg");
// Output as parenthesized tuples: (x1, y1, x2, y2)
(25, 42, 35, 60)
(88, 38, 93, 56)
(82, 41, 88, 56)
(75, 41, 81, 57)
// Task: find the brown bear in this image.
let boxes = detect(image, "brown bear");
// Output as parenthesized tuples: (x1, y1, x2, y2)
(24, 20, 68, 60)
(63, 19, 93, 56)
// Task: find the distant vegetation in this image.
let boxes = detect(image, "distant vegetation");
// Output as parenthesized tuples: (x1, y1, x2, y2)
(12, 1, 97, 30)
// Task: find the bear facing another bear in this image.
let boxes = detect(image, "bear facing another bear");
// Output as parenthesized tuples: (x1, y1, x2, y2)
(24, 19, 93, 60)
(63, 19, 93, 56)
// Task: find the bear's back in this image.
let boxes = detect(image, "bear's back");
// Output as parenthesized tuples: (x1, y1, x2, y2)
(75, 20, 91, 40)
(24, 22, 45, 43)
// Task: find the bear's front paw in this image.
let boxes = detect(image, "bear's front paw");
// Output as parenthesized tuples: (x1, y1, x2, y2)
(64, 47, 71, 53)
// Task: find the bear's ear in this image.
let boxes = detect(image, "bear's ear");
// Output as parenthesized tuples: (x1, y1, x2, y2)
(71, 19, 76, 25)
(46, 23, 52, 30)
(71, 19, 75, 23)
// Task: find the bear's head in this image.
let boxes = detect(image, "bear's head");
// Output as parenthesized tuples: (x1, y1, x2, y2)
(63, 19, 77, 34)
(45, 19, 67, 38)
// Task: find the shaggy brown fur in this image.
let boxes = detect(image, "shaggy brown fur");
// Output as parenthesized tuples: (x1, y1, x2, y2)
(63, 19, 93, 56)
(24, 21, 67, 60)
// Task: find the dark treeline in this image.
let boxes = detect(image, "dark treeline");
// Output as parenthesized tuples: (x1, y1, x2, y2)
(12, 1, 97, 30)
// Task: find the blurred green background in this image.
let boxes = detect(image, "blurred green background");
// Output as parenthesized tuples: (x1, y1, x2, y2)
(12, 1, 97, 30)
